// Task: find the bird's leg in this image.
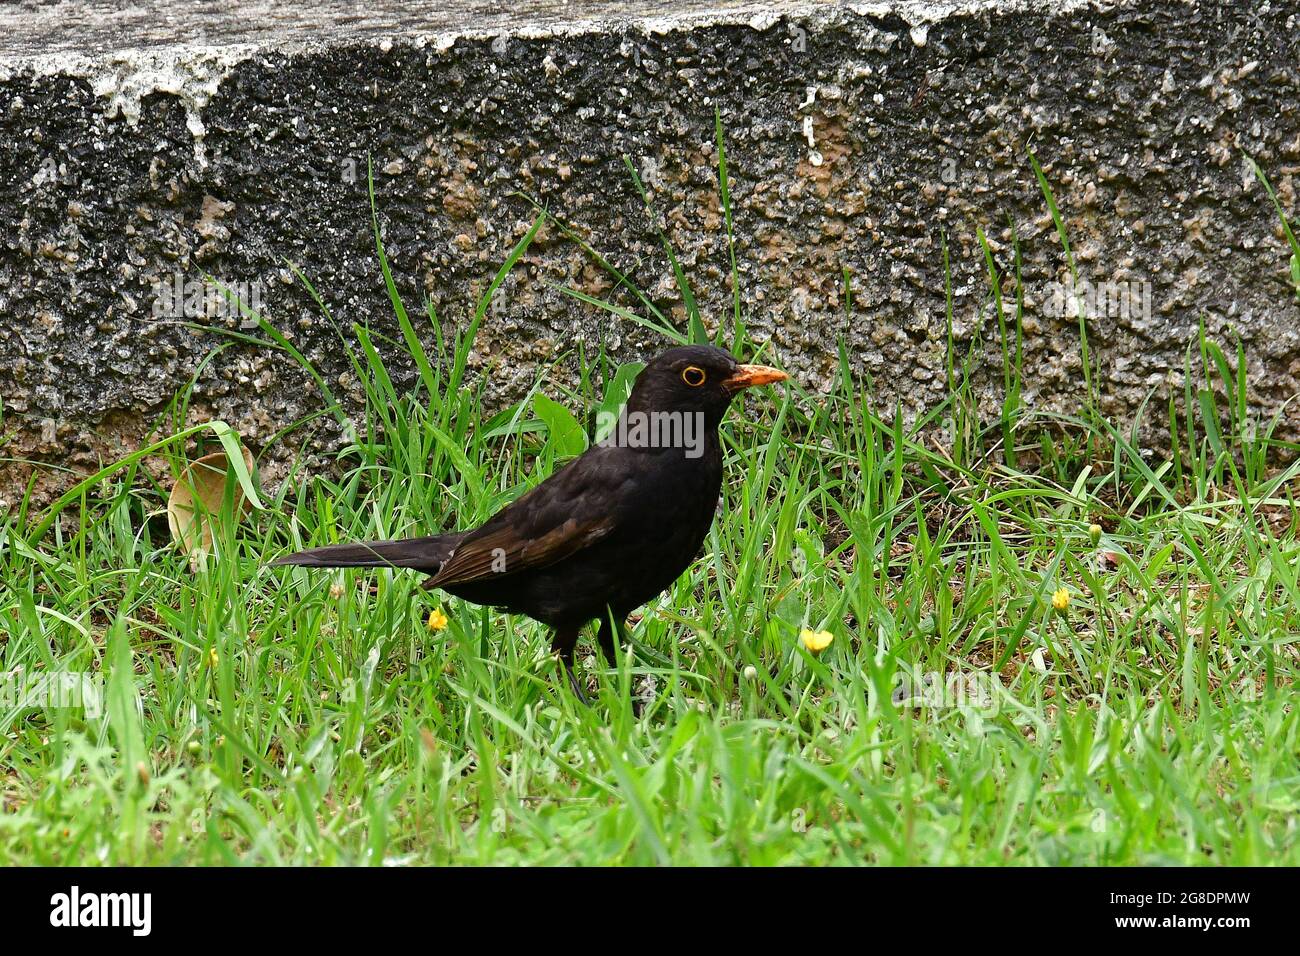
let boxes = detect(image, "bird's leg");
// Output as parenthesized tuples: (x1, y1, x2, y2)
(550, 626, 588, 704)
(596, 614, 623, 667)
(599, 613, 648, 717)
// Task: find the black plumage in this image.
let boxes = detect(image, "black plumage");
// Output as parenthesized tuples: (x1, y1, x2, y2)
(273, 344, 788, 698)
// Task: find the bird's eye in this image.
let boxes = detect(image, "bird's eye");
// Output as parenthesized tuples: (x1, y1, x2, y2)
(681, 366, 706, 387)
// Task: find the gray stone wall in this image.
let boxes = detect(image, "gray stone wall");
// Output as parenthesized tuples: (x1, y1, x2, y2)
(2, 0, 1299, 500)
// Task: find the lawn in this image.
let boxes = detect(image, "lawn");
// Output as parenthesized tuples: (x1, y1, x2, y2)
(2, 154, 1299, 866)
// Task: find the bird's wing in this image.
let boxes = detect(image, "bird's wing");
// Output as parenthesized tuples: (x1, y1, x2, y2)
(423, 448, 628, 590)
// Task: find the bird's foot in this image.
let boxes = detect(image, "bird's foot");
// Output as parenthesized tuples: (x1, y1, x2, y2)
(565, 665, 591, 705)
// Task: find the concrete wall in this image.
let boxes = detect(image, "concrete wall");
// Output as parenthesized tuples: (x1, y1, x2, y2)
(2, 0, 1299, 501)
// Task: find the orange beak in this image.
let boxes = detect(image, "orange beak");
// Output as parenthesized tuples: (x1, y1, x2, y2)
(722, 364, 790, 392)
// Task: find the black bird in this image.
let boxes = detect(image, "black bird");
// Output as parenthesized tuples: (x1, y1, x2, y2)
(273, 344, 788, 699)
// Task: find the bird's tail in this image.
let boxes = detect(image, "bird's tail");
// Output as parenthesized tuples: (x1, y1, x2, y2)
(271, 533, 462, 573)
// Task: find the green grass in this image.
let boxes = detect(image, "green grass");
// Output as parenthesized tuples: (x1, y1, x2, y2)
(2, 153, 1300, 866)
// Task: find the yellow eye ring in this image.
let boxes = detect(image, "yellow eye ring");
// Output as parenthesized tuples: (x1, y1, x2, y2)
(681, 366, 706, 387)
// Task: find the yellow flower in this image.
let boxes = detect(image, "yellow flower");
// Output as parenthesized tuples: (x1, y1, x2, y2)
(208, 647, 220, 668)
(427, 607, 449, 632)
(1051, 587, 1071, 612)
(1088, 523, 1103, 545)
(800, 628, 834, 652)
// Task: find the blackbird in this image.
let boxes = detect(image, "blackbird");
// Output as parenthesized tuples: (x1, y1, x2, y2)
(273, 344, 788, 699)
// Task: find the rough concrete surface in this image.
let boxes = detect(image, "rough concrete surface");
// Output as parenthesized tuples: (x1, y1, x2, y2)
(2, 0, 1300, 501)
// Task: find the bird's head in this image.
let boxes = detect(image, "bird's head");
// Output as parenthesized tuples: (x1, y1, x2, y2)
(623, 344, 789, 433)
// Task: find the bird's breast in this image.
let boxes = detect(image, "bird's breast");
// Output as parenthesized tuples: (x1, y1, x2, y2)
(606, 445, 722, 595)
